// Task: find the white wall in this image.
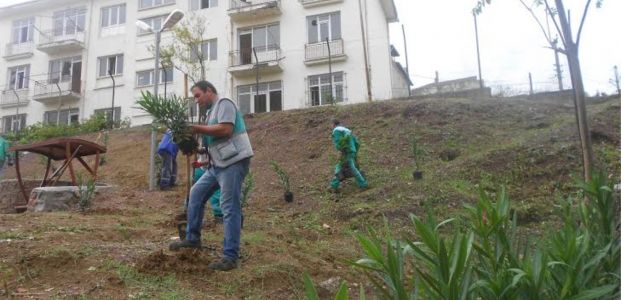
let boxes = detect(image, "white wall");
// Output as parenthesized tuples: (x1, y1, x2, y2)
(0, 0, 400, 129)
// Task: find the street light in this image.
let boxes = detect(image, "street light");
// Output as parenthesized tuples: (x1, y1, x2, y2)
(136, 9, 184, 191)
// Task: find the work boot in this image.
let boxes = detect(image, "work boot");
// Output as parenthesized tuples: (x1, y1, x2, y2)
(169, 239, 201, 251)
(208, 258, 238, 271)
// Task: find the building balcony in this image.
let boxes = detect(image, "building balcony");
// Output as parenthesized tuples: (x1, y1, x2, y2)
(37, 30, 85, 55)
(304, 39, 347, 65)
(229, 46, 282, 77)
(0, 89, 29, 108)
(228, 0, 281, 22)
(33, 80, 81, 104)
(3, 42, 34, 60)
(299, 0, 343, 8)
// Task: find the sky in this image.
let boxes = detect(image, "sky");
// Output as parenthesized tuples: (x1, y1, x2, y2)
(389, 0, 621, 95)
(2, 0, 619, 94)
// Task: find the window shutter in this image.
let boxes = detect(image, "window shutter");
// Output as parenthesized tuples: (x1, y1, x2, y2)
(117, 55, 124, 75)
(210, 40, 217, 60)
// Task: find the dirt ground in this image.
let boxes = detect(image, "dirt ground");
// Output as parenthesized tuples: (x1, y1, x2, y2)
(0, 95, 619, 299)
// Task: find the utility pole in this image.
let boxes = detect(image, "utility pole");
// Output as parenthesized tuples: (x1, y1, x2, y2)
(402, 24, 411, 97)
(358, 0, 372, 102)
(108, 69, 116, 129)
(529, 72, 534, 95)
(614, 65, 620, 96)
(326, 37, 334, 104)
(253, 47, 259, 110)
(473, 11, 483, 89)
(553, 38, 563, 91)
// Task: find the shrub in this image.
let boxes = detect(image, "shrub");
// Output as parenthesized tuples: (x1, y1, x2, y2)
(306, 171, 620, 299)
(77, 174, 96, 212)
(270, 161, 291, 193)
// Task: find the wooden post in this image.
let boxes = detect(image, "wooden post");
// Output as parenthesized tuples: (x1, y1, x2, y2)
(41, 157, 51, 187)
(66, 142, 77, 185)
(14, 151, 28, 205)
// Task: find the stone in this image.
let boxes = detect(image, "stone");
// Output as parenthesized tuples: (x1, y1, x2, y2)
(0, 179, 48, 214)
(27, 185, 113, 212)
(318, 277, 343, 297)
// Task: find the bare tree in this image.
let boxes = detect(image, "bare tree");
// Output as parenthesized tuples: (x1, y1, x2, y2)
(475, 0, 604, 181)
(150, 13, 210, 84)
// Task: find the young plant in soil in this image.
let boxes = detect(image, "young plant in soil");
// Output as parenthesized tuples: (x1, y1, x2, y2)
(135, 91, 198, 155)
(241, 171, 254, 208)
(77, 174, 96, 212)
(270, 161, 293, 202)
(410, 134, 426, 180)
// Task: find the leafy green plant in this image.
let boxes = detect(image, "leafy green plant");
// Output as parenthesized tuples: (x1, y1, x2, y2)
(305, 171, 620, 299)
(77, 174, 96, 212)
(270, 161, 290, 193)
(241, 172, 254, 208)
(270, 161, 293, 202)
(8, 113, 107, 145)
(135, 91, 198, 154)
(410, 135, 426, 171)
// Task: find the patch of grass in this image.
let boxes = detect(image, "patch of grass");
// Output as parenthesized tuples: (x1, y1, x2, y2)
(104, 260, 186, 299)
(242, 232, 267, 244)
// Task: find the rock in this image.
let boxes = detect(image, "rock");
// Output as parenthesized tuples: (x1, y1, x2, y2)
(318, 277, 342, 297)
(439, 149, 460, 162)
(27, 185, 113, 212)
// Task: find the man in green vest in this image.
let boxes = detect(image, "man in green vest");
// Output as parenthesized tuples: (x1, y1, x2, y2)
(169, 81, 253, 272)
(329, 119, 368, 192)
(0, 135, 12, 179)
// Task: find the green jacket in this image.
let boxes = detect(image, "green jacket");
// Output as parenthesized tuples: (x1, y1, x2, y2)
(332, 126, 360, 154)
(0, 137, 11, 161)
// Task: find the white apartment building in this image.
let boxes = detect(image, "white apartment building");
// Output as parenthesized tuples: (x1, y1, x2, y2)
(0, 0, 410, 131)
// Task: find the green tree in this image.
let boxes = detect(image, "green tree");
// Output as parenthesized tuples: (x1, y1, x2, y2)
(475, 0, 603, 181)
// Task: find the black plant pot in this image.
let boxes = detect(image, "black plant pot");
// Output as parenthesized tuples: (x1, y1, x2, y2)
(284, 191, 294, 203)
(413, 170, 423, 180)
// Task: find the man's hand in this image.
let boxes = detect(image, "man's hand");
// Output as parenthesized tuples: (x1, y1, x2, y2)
(191, 124, 234, 138)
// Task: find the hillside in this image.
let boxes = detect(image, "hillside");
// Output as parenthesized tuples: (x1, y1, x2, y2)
(0, 96, 619, 299)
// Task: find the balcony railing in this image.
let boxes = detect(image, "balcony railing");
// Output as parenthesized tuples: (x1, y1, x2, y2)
(230, 45, 281, 67)
(228, 0, 281, 21)
(3, 42, 34, 59)
(33, 80, 81, 103)
(0, 89, 29, 107)
(305, 39, 345, 62)
(229, 0, 279, 10)
(37, 29, 85, 53)
(299, 0, 343, 7)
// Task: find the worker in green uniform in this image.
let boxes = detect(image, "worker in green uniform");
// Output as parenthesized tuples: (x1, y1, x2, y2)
(0, 135, 12, 179)
(329, 119, 368, 192)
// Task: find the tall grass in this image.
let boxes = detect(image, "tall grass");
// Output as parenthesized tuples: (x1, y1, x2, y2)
(306, 172, 620, 299)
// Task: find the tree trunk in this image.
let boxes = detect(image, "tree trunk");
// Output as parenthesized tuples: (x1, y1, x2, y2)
(565, 46, 594, 181)
(555, 0, 594, 181)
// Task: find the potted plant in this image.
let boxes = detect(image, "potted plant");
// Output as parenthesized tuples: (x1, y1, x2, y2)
(270, 161, 293, 202)
(411, 135, 426, 180)
(135, 91, 198, 155)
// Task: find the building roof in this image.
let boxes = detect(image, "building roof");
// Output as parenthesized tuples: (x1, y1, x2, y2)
(395, 62, 413, 86)
(380, 0, 399, 23)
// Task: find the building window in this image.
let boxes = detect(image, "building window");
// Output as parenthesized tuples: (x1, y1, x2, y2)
(308, 72, 344, 106)
(101, 4, 126, 28)
(237, 81, 282, 114)
(139, 0, 175, 10)
(11, 18, 34, 44)
(236, 24, 279, 65)
(94, 107, 122, 125)
(43, 108, 79, 125)
(2, 114, 26, 133)
(190, 0, 218, 10)
(7, 65, 30, 90)
(136, 68, 173, 87)
(138, 15, 167, 34)
(307, 12, 340, 44)
(53, 8, 86, 36)
(191, 39, 217, 61)
(49, 57, 81, 83)
(98, 54, 124, 77)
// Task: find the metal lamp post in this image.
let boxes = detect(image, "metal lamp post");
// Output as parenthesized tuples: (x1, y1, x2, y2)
(135, 9, 184, 191)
